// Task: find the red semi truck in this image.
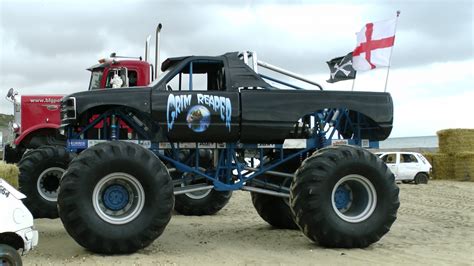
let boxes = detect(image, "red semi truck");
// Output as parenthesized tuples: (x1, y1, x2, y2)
(3, 24, 163, 218)
(4, 56, 153, 163)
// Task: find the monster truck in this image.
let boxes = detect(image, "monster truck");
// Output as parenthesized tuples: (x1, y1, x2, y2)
(56, 51, 399, 254)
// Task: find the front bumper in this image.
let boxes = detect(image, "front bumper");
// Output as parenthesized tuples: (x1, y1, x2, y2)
(17, 227, 39, 254)
(2, 143, 20, 164)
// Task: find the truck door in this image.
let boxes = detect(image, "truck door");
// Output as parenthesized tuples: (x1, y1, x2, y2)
(151, 59, 239, 142)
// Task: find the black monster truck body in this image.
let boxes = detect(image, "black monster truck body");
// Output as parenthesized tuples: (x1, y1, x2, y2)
(62, 52, 393, 144)
(57, 51, 399, 255)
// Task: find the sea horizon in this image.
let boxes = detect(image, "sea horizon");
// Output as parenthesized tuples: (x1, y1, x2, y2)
(379, 135, 438, 149)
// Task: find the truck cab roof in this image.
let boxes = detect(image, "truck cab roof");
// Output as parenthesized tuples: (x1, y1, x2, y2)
(158, 52, 271, 90)
(87, 59, 150, 71)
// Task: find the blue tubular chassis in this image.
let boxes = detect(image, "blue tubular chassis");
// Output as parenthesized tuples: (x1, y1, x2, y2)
(65, 106, 379, 196)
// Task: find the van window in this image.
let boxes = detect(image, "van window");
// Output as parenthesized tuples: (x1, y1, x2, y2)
(381, 153, 396, 164)
(401, 154, 418, 163)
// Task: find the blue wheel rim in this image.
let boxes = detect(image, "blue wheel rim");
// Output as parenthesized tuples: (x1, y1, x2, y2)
(103, 184, 129, 211)
(334, 185, 352, 211)
(331, 174, 377, 223)
(92, 173, 145, 225)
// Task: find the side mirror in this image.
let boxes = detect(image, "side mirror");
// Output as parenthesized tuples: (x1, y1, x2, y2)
(7, 88, 14, 98)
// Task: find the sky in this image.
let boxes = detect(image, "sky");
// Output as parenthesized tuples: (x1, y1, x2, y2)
(0, 0, 472, 137)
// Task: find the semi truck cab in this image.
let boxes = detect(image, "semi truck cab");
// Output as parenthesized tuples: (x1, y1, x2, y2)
(3, 55, 153, 164)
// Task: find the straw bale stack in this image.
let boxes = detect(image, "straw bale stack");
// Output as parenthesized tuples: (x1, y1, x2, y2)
(453, 152, 474, 181)
(431, 129, 474, 181)
(437, 129, 474, 154)
(422, 152, 435, 166)
(431, 153, 453, 180)
(0, 161, 19, 188)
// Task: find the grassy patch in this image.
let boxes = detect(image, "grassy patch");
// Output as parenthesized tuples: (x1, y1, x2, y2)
(0, 161, 19, 188)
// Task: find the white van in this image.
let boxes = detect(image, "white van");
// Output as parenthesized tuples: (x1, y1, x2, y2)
(0, 178, 39, 265)
(376, 152, 432, 184)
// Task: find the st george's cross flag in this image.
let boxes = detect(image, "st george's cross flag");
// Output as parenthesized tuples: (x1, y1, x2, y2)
(352, 18, 397, 71)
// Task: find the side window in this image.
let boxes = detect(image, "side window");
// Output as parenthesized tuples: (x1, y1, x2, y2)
(401, 154, 418, 163)
(381, 153, 396, 164)
(105, 69, 127, 88)
(128, 70, 138, 87)
(410, 154, 418, 163)
(165, 61, 225, 91)
(417, 154, 427, 164)
(166, 71, 207, 91)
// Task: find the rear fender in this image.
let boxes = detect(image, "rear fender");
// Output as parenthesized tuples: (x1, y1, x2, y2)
(240, 90, 393, 143)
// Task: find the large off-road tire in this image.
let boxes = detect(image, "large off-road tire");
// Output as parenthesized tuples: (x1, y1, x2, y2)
(0, 244, 22, 266)
(250, 155, 301, 229)
(58, 141, 174, 254)
(173, 150, 232, 216)
(18, 145, 75, 219)
(251, 183, 297, 229)
(290, 145, 400, 248)
(414, 173, 429, 185)
(174, 186, 232, 215)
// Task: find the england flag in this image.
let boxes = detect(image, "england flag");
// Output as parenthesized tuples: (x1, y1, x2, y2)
(352, 18, 397, 71)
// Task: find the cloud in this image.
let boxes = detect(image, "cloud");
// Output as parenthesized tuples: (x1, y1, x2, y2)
(0, 0, 472, 137)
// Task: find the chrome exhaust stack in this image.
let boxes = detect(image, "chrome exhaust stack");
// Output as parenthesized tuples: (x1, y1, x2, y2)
(144, 35, 151, 62)
(155, 23, 162, 79)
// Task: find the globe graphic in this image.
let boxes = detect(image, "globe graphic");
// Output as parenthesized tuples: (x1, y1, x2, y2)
(186, 105, 211, 133)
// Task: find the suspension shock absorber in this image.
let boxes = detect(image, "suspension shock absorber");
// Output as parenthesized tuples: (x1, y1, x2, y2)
(329, 109, 340, 127)
(110, 114, 118, 140)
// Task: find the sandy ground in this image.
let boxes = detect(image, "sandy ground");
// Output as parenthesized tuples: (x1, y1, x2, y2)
(23, 180, 473, 265)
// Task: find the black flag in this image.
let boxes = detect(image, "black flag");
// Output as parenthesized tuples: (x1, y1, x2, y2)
(326, 52, 356, 83)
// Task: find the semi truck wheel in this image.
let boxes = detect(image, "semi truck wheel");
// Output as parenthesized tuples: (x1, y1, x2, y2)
(18, 145, 74, 218)
(58, 141, 174, 254)
(290, 145, 400, 248)
(0, 244, 22, 266)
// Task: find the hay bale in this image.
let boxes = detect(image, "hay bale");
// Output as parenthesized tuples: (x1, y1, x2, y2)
(454, 152, 474, 181)
(0, 161, 19, 189)
(431, 153, 454, 180)
(422, 152, 435, 166)
(437, 128, 474, 154)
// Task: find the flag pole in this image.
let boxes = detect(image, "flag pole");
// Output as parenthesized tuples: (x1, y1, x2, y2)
(351, 77, 356, 91)
(383, 10, 400, 92)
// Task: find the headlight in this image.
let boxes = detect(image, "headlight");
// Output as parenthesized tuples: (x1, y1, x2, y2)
(13, 208, 27, 224)
(12, 122, 20, 132)
(61, 97, 77, 121)
(9, 121, 20, 133)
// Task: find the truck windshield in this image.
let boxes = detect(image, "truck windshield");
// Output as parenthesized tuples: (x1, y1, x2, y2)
(89, 70, 103, 90)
